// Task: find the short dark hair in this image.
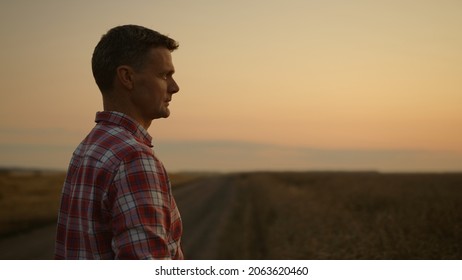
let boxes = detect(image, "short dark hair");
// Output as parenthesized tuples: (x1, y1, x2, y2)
(91, 25, 179, 93)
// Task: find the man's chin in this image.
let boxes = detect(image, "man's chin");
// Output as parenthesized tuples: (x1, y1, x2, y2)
(159, 109, 171, 119)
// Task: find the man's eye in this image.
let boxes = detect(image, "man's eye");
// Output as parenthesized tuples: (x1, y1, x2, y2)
(160, 72, 174, 80)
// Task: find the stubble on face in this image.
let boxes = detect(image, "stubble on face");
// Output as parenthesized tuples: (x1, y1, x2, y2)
(130, 48, 179, 128)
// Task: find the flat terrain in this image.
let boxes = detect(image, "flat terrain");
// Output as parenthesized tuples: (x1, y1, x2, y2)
(1, 170, 461, 259)
(219, 172, 462, 259)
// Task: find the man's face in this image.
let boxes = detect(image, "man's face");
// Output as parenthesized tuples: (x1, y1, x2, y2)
(131, 47, 179, 126)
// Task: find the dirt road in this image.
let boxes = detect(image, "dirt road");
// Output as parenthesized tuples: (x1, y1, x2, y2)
(0, 224, 56, 259)
(0, 175, 237, 260)
(174, 175, 237, 259)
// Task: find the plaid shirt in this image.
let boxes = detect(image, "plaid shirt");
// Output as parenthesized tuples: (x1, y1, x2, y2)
(55, 111, 183, 259)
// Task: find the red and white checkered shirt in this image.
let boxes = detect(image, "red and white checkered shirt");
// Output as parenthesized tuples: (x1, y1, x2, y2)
(55, 111, 183, 259)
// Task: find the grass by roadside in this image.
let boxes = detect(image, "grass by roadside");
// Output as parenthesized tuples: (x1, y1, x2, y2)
(0, 169, 64, 237)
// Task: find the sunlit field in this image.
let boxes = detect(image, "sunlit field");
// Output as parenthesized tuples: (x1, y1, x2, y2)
(0, 169, 203, 237)
(220, 172, 462, 259)
(1, 169, 461, 259)
(0, 169, 64, 237)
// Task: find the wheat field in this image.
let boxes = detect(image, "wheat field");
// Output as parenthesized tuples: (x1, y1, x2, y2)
(1, 169, 461, 259)
(219, 172, 462, 259)
(0, 169, 64, 237)
(0, 169, 205, 238)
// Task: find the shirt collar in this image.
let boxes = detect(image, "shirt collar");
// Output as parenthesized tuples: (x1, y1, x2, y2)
(95, 111, 153, 147)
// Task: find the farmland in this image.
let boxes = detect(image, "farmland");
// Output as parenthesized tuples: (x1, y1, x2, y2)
(0, 169, 64, 237)
(219, 172, 462, 259)
(1, 169, 461, 259)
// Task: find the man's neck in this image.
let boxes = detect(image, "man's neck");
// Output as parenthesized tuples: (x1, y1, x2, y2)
(103, 99, 151, 130)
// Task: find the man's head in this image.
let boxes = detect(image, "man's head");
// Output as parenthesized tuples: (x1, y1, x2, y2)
(92, 25, 180, 128)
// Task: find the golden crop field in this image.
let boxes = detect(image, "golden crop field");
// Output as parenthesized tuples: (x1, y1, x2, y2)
(0, 170, 64, 237)
(220, 172, 462, 259)
(0, 169, 204, 238)
(1, 169, 461, 259)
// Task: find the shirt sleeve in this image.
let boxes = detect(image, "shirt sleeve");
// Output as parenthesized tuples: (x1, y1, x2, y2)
(110, 150, 173, 259)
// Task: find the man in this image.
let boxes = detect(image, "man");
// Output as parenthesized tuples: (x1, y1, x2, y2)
(55, 25, 183, 259)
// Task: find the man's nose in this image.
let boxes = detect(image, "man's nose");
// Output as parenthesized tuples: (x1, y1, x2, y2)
(169, 78, 180, 94)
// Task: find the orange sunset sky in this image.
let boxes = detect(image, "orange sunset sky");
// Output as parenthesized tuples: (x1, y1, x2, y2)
(1, 0, 461, 172)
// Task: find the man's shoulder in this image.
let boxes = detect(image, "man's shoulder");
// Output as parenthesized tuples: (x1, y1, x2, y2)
(99, 123, 151, 150)
(76, 123, 154, 165)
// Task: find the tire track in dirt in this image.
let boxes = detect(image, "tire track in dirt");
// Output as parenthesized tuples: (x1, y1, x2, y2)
(173, 175, 237, 259)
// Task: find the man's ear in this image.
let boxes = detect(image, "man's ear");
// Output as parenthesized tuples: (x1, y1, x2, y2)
(116, 65, 135, 90)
